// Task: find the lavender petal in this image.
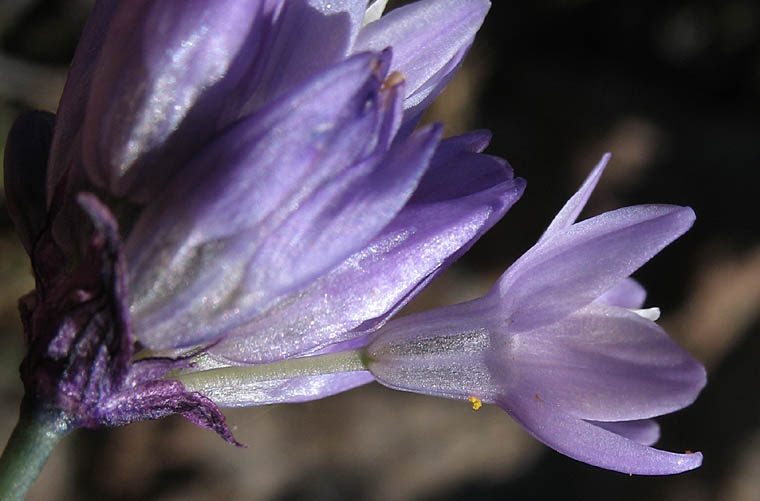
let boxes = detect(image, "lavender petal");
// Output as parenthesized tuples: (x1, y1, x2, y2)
(500, 394, 702, 475)
(595, 278, 647, 309)
(82, 0, 268, 202)
(47, 0, 119, 204)
(497, 204, 696, 332)
(538, 153, 610, 244)
(590, 419, 661, 447)
(499, 303, 706, 422)
(238, 0, 369, 112)
(209, 137, 524, 364)
(353, 0, 490, 108)
(126, 53, 430, 350)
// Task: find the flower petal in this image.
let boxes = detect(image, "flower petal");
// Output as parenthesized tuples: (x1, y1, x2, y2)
(47, 0, 120, 204)
(496, 204, 696, 332)
(538, 153, 609, 244)
(353, 0, 490, 108)
(499, 303, 706, 422)
(127, 53, 417, 350)
(594, 278, 647, 309)
(589, 419, 661, 447)
(500, 394, 702, 475)
(210, 137, 524, 363)
(82, 0, 272, 201)
(238, 0, 369, 114)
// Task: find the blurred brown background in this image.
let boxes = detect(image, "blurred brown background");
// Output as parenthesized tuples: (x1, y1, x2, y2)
(1, 0, 759, 499)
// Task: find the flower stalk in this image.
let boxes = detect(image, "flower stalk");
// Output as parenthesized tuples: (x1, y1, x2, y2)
(0, 403, 70, 501)
(177, 349, 370, 393)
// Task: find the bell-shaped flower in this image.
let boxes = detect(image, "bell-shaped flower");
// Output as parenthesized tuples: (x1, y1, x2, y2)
(364, 155, 707, 475)
(4, 0, 522, 439)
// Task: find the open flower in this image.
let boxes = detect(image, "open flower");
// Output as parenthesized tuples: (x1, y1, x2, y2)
(4, 0, 522, 438)
(364, 155, 707, 475)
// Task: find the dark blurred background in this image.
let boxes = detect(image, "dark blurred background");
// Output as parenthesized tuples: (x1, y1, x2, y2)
(1, 0, 759, 499)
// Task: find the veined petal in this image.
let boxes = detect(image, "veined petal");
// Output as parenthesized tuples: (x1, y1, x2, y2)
(500, 394, 702, 475)
(244, 122, 441, 301)
(498, 303, 706, 422)
(432, 129, 492, 157)
(47, 0, 119, 205)
(595, 278, 647, 309)
(399, 42, 469, 132)
(210, 137, 524, 364)
(538, 153, 610, 244)
(237, 0, 369, 114)
(590, 419, 661, 447)
(126, 52, 407, 350)
(496, 204, 696, 332)
(82, 0, 271, 202)
(353, 0, 489, 107)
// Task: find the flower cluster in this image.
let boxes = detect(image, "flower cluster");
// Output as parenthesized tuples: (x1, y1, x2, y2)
(3, 0, 704, 479)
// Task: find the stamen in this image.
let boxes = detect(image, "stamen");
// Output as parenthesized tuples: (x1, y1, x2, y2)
(468, 396, 482, 411)
(630, 307, 661, 322)
(382, 71, 405, 92)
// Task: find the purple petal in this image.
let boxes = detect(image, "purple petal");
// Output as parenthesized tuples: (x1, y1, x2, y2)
(4, 111, 55, 255)
(590, 419, 661, 447)
(432, 129, 492, 157)
(595, 278, 647, 309)
(538, 153, 610, 244)
(499, 394, 702, 475)
(244, 122, 440, 303)
(238, 0, 369, 112)
(497, 303, 706, 422)
(47, 0, 120, 204)
(353, 0, 489, 108)
(496, 204, 696, 332)
(127, 53, 431, 350)
(82, 0, 269, 202)
(398, 42, 470, 132)
(209, 137, 524, 364)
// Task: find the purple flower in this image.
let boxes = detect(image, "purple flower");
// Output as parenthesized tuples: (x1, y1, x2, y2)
(364, 155, 707, 475)
(4, 0, 522, 439)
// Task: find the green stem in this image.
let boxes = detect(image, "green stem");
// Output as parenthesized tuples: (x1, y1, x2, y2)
(177, 349, 370, 393)
(0, 403, 70, 501)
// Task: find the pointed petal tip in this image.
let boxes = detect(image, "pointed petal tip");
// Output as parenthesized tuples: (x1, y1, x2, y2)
(501, 395, 704, 475)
